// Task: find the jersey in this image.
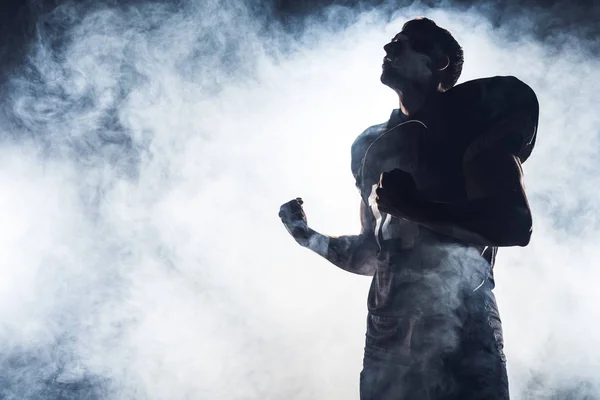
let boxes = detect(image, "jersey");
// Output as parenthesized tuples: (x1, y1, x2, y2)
(350, 76, 539, 317)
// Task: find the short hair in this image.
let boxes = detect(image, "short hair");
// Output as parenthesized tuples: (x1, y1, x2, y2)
(401, 17, 464, 91)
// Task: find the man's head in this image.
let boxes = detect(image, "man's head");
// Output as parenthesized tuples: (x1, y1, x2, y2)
(381, 17, 463, 95)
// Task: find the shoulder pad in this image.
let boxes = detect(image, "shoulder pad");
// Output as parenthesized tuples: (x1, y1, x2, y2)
(351, 122, 388, 184)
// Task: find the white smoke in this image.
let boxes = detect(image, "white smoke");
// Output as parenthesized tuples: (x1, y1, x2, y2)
(0, 1, 598, 399)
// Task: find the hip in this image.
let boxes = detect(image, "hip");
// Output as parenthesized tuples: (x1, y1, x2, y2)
(364, 280, 505, 364)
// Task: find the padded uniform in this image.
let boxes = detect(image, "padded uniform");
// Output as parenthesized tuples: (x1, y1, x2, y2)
(351, 76, 539, 399)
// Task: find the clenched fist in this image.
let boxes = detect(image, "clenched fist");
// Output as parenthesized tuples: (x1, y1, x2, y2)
(279, 197, 311, 247)
(376, 169, 423, 220)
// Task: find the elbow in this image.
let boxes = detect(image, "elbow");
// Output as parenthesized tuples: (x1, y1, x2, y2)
(481, 208, 531, 247)
(360, 264, 377, 277)
(516, 214, 533, 247)
(492, 232, 530, 247)
(348, 256, 377, 276)
(498, 205, 532, 247)
(341, 244, 377, 276)
(514, 227, 532, 247)
(343, 263, 376, 276)
(496, 218, 532, 247)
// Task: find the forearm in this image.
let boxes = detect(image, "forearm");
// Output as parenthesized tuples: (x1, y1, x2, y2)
(410, 195, 532, 247)
(304, 228, 378, 276)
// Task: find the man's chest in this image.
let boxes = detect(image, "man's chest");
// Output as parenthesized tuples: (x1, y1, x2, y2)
(358, 120, 467, 204)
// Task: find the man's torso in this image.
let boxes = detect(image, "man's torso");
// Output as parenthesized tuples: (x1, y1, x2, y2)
(350, 76, 538, 317)
(354, 74, 538, 398)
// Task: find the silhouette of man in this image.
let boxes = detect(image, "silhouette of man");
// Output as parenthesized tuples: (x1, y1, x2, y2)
(279, 17, 538, 399)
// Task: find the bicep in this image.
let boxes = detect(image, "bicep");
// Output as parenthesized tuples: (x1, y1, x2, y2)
(463, 147, 532, 230)
(463, 149, 525, 201)
(459, 150, 532, 246)
(462, 110, 535, 203)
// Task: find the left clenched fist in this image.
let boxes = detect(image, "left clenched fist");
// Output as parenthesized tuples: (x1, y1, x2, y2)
(279, 197, 311, 247)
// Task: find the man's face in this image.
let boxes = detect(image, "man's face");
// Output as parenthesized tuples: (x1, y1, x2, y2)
(380, 31, 437, 92)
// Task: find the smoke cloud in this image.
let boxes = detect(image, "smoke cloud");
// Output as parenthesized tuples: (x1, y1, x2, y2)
(0, 0, 598, 398)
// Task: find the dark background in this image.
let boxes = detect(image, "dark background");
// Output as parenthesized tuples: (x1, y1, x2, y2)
(1, 0, 599, 79)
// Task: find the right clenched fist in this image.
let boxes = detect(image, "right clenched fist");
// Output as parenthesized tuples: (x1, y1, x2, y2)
(279, 197, 311, 247)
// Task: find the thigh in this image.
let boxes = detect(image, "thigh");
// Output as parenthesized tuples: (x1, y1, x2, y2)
(452, 288, 509, 400)
(452, 348, 509, 400)
(360, 359, 428, 400)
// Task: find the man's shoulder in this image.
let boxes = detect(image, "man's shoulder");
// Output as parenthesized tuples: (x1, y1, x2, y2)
(350, 121, 389, 180)
(351, 121, 389, 151)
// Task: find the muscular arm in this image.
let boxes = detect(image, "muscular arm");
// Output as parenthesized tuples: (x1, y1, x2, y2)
(306, 201, 379, 276)
(392, 154, 532, 247)
(377, 112, 535, 247)
(280, 198, 379, 276)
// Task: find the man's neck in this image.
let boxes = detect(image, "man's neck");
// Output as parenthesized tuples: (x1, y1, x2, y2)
(395, 85, 438, 117)
(397, 88, 440, 120)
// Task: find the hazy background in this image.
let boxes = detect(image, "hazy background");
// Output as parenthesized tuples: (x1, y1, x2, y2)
(0, 0, 599, 399)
